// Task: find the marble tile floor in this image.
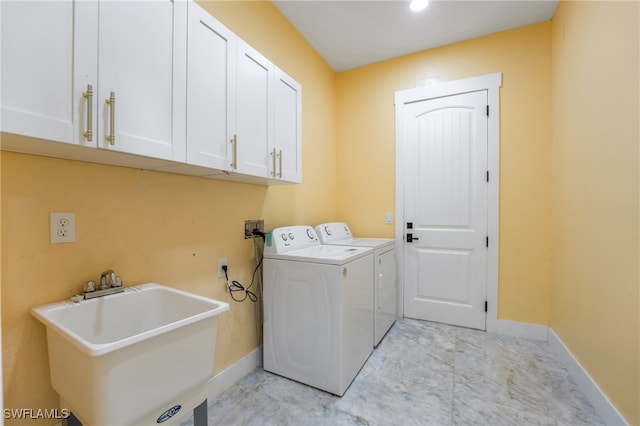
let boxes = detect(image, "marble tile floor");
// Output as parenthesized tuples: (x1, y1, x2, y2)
(183, 318, 604, 426)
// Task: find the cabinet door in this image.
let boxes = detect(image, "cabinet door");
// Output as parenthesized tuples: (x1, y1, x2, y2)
(186, 2, 236, 171)
(97, 0, 186, 162)
(1, 1, 97, 147)
(235, 39, 272, 177)
(273, 68, 302, 183)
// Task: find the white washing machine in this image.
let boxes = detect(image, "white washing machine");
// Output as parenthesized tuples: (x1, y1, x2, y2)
(263, 225, 374, 396)
(315, 222, 397, 347)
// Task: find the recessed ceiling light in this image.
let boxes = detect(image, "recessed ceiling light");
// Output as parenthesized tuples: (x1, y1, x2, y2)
(410, 0, 429, 12)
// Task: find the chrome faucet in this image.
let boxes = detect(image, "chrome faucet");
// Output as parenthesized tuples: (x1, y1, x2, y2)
(98, 269, 115, 290)
(83, 269, 124, 300)
(100, 269, 116, 290)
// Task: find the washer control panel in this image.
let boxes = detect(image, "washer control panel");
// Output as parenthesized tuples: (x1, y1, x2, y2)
(265, 225, 320, 254)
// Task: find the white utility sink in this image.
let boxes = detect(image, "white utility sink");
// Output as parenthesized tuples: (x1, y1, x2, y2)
(32, 283, 229, 426)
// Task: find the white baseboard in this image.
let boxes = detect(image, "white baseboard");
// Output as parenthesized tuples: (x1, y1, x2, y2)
(493, 319, 549, 341)
(548, 329, 628, 426)
(493, 319, 627, 425)
(208, 346, 262, 402)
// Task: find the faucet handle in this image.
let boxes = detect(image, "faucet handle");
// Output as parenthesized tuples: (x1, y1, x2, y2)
(99, 275, 108, 290)
(112, 276, 123, 288)
(99, 269, 116, 289)
(84, 280, 96, 293)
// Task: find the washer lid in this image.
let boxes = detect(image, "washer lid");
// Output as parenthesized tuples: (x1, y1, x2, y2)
(264, 243, 373, 265)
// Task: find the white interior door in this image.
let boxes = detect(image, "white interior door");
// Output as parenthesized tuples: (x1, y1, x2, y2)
(402, 90, 488, 330)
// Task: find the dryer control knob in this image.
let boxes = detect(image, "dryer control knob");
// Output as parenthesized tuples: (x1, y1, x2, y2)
(306, 228, 315, 240)
(281, 234, 288, 241)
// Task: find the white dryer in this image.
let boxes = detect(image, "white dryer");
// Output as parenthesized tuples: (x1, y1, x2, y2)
(315, 222, 397, 347)
(263, 225, 374, 396)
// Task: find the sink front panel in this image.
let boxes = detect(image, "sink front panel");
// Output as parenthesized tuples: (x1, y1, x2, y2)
(48, 314, 218, 426)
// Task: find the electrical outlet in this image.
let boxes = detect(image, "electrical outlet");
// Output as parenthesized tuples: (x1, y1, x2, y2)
(50, 212, 76, 244)
(217, 258, 228, 278)
(244, 219, 265, 239)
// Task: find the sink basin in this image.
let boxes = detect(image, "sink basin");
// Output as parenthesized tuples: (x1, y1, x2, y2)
(32, 283, 229, 425)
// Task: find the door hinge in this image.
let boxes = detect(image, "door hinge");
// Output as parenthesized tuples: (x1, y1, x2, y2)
(486, 170, 489, 182)
(486, 236, 489, 248)
(485, 301, 488, 312)
(486, 105, 489, 116)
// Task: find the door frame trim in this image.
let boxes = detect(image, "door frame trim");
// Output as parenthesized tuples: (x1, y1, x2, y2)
(394, 72, 502, 332)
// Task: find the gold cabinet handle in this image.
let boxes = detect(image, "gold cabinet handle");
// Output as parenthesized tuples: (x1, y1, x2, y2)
(277, 150, 283, 178)
(81, 84, 93, 141)
(230, 134, 237, 169)
(270, 148, 277, 177)
(105, 91, 116, 145)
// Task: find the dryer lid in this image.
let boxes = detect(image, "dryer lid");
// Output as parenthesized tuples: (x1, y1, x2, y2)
(315, 222, 394, 249)
(323, 237, 394, 250)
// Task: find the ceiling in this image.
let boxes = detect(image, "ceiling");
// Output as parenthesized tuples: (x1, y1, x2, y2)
(273, 0, 559, 72)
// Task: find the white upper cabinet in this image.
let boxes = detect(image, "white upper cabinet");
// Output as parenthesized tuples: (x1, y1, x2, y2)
(186, 1, 236, 171)
(96, 0, 186, 161)
(1, 0, 301, 185)
(272, 68, 302, 183)
(1, 1, 94, 147)
(235, 39, 273, 178)
(1, 0, 186, 162)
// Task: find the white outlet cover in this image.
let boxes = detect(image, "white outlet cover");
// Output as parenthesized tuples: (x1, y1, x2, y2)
(385, 212, 393, 224)
(50, 212, 76, 244)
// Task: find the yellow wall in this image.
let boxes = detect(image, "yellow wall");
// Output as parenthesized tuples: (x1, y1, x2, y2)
(336, 22, 553, 324)
(550, 1, 640, 424)
(1, 1, 337, 423)
(3, 0, 638, 423)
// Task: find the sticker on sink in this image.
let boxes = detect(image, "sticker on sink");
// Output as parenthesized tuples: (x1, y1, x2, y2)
(156, 405, 181, 423)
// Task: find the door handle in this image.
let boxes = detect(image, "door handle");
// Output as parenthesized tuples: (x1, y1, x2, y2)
(406, 233, 419, 243)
